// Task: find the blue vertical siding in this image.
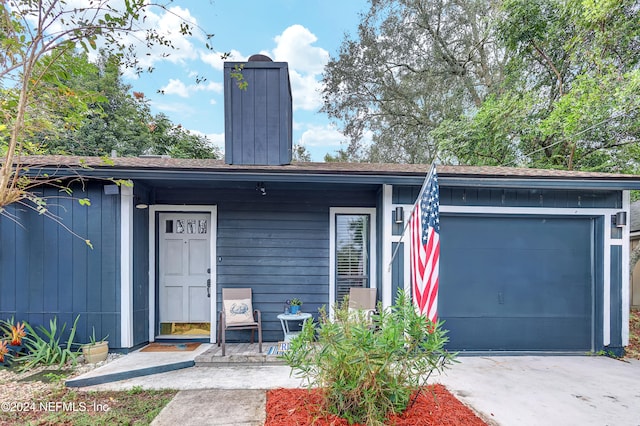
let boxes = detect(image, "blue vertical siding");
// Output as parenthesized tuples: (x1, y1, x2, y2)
(610, 245, 623, 353)
(391, 242, 404, 304)
(0, 183, 121, 348)
(42, 202, 58, 313)
(132, 186, 151, 346)
(0, 205, 18, 313)
(153, 184, 377, 342)
(224, 61, 292, 166)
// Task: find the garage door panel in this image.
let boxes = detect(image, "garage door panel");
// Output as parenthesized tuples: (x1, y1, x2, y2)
(440, 215, 593, 351)
(445, 316, 591, 351)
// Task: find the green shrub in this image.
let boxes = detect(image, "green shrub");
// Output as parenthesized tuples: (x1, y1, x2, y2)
(283, 290, 456, 426)
(16, 315, 81, 371)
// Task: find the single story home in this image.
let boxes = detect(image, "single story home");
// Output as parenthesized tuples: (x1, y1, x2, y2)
(1, 58, 638, 355)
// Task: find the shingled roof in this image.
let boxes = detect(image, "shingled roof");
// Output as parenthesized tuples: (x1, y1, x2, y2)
(15, 155, 639, 178)
(14, 155, 640, 189)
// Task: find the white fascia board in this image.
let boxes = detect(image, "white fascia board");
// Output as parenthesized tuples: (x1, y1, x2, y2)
(381, 185, 393, 308)
(120, 183, 134, 348)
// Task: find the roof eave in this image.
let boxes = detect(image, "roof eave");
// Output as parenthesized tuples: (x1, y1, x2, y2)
(28, 165, 640, 190)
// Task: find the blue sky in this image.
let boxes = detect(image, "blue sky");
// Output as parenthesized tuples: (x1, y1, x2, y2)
(120, 0, 370, 161)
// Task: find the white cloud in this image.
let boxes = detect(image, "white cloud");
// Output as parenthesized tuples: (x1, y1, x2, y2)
(161, 79, 190, 98)
(269, 25, 330, 113)
(109, 5, 204, 78)
(191, 130, 225, 152)
(200, 50, 245, 70)
(289, 69, 323, 111)
(150, 100, 194, 115)
(273, 25, 329, 75)
(298, 125, 345, 148)
(298, 124, 373, 161)
(160, 79, 223, 98)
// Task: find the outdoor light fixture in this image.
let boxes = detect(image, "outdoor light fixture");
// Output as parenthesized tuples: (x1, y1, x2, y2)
(395, 206, 404, 224)
(256, 182, 267, 196)
(612, 211, 627, 227)
(133, 195, 148, 209)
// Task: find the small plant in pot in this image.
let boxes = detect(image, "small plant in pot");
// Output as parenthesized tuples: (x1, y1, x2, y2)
(289, 298, 303, 314)
(83, 327, 109, 364)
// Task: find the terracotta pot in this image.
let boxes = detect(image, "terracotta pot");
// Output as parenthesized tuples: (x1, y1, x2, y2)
(82, 341, 109, 363)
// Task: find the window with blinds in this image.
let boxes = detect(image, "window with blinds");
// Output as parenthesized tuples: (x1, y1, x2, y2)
(335, 214, 370, 302)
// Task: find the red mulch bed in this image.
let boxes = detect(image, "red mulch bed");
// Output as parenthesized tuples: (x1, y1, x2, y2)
(265, 385, 487, 425)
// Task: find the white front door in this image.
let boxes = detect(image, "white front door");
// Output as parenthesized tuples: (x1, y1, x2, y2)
(159, 213, 211, 326)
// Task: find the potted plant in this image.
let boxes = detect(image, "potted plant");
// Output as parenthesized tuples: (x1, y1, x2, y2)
(82, 327, 109, 364)
(290, 298, 303, 314)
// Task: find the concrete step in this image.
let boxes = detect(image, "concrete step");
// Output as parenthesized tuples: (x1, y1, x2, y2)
(194, 342, 286, 366)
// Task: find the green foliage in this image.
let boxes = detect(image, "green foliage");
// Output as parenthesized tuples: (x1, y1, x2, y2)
(292, 144, 311, 162)
(435, 0, 640, 171)
(323, 0, 639, 173)
(321, 0, 506, 163)
(289, 298, 302, 306)
(283, 290, 456, 426)
(127, 385, 145, 395)
(87, 326, 108, 346)
(16, 315, 81, 372)
(30, 51, 221, 159)
(1, 0, 224, 219)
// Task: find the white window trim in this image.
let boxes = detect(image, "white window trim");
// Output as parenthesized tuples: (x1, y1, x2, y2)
(149, 205, 217, 344)
(329, 207, 377, 315)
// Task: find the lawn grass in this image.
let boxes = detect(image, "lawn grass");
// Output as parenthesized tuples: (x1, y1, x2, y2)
(0, 381, 176, 425)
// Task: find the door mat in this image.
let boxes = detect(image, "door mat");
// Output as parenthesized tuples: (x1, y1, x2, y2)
(266, 341, 290, 356)
(140, 342, 201, 352)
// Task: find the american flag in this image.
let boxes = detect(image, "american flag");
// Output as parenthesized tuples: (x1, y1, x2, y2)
(410, 165, 440, 323)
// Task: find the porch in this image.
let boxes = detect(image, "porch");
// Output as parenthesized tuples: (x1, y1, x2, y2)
(66, 342, 287, 388)
(194, 342, 286, 366)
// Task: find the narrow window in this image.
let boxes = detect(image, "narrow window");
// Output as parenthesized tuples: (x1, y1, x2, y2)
(335, 214, 370, 302)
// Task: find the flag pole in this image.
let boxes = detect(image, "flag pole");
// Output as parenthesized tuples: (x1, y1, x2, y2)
(387, 163, 436, 272)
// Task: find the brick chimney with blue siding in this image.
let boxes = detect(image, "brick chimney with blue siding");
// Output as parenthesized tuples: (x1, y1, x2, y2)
(223, 55, 292, 165)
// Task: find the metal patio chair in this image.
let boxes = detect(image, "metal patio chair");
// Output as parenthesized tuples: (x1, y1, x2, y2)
(218, 288, 262, 356)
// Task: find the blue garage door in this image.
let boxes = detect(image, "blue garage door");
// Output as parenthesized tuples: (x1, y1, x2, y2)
(440, 216, 593, 351)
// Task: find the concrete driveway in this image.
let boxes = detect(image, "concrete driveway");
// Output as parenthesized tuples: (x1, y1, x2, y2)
(76, 353, 640, 425)
(434, 356, 640, 425)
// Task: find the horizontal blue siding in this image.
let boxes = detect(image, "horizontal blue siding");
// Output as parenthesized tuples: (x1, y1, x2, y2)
(0, 183, 121, 348)
(393, 186, 622, 208)
(154, 186, 377, 342)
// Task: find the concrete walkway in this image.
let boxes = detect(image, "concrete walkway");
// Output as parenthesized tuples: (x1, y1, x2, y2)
(68, 348, 640, 425)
